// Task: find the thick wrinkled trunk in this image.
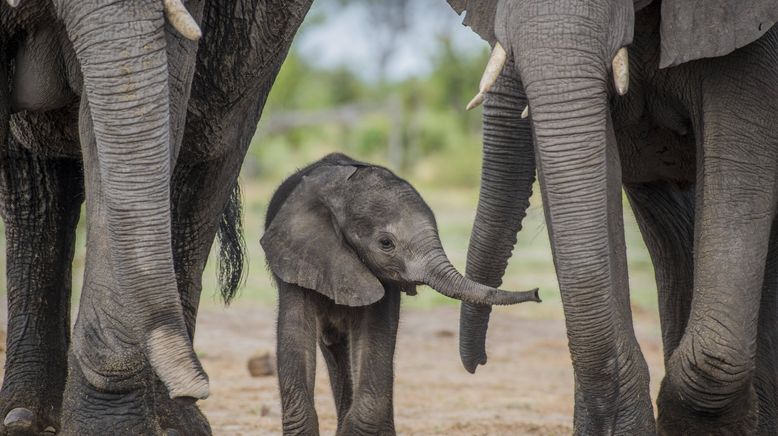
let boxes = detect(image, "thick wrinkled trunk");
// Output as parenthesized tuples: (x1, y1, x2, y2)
(513, 9, 654, 432)
(412, 234, 539, 306)
(460, 58, 535, 373)
(57, 0, 207, 399)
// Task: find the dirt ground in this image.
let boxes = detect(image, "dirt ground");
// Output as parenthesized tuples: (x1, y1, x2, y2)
(195, 302, 665, 435)
(0, 300, 664, 435)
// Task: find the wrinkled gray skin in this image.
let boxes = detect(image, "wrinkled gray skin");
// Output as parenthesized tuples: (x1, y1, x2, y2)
(0, 1, 312, 434)
(262, 153, 539, 436)
(449, 0, 778, 434)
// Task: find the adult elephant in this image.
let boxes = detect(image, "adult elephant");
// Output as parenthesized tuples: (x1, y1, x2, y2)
(449, 0, 778, 434)
(0, 0, 312, 434)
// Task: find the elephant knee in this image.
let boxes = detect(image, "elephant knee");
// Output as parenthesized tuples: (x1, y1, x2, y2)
(660, 333, 756, 418)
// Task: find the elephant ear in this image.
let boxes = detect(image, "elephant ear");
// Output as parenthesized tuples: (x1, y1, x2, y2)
(447, 0, 500, 45)
(261, 165, 385, 307)
(660, 0, 778, 68)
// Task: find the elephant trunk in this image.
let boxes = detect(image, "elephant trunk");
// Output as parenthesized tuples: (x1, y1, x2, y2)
(412, 234, 539, 306)
(514, 7, 643, 423)
(58, 0, 207, 399)
(460, 57, 535, 373)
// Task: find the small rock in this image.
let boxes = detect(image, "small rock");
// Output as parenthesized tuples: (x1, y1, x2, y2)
(247, 351, 276, 377)
(260, 405, 271, 417)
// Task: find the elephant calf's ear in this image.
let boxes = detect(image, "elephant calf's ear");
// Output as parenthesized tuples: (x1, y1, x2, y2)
(260, 167, 385, 307)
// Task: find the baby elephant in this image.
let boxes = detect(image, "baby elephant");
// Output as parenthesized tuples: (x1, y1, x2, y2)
(261, 153, 539, 435)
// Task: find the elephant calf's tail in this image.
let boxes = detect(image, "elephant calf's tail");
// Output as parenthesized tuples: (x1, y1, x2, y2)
(217, 182, 247, 305)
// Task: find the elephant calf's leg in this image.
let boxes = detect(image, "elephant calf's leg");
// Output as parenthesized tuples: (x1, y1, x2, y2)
(0, 138, 83, 434)
(277, 283, 319, 436)
(319, 323, 353, 431)
(339, 291, 400, 436)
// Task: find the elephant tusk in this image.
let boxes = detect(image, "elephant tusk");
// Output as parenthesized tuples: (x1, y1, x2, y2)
(521, 105, 529, 119)
(163, 0, 202, 41)
(6, 0, 20, 7)
(466, 42, 508, 111)
(612, 47, 629, 96)
(466, 93, 485, 111)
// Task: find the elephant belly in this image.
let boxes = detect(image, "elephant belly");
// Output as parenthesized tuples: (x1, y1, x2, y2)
(617, 121, 697, 185)
(11, 26, 75, 113)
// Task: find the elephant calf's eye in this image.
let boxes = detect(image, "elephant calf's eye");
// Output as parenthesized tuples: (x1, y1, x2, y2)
(379, 237, 395, 251)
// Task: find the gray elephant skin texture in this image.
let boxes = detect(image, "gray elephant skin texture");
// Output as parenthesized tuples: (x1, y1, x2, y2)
(449, 0, 778, 434)
(0, 1, 312, 434)
(261, 153, 539, 436)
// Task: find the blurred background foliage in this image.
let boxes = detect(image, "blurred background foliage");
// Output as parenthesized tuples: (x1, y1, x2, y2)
(0, 0, 658, 320)
(249, 0, 490, 188)
(227, 0, 658, 316)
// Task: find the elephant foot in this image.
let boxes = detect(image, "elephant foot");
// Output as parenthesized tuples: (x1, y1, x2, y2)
(60, 355, 159, 436)
(154, 383, 211, 436)
(2, 408, 57, 436)
(337, 408, 395, 436)
(657, 377, 757, 435)
(4, 408, 35, 436)
(570, 343, 656, 435)
(572, 394, 656, 435)
(0, 386, 62, 436)
(60, 355, 211, 436)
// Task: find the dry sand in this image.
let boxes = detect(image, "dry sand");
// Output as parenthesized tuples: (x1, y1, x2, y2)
(196, 303, 664, 435)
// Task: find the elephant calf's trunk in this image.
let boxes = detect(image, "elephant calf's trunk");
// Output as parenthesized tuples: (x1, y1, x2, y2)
(414, 246, 540, 306)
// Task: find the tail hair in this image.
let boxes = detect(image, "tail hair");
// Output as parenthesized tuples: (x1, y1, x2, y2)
(217, 182, 247, 305)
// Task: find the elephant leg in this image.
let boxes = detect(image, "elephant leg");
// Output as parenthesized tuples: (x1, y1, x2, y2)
(0, 136, 83, 435)
(319, 324, 353, 431)
(754, 216, 778, 434)
(657, 75, 778, 434)
(625, 182, 695, 362)
(339, 291, 401, 436)
(277, 282, 319, 436)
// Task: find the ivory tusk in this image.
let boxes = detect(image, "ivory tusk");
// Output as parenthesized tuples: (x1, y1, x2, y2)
(466, 43, 508, 111)
(612, 47, 629, 96)
(163, 0, 202, 41)
(521, 106, 529, 119)
(466, 93, 485, 111)
(6, 0, 20, 7)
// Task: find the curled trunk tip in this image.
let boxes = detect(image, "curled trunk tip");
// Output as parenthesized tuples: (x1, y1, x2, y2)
(493, 286, 540, 305)
(147, 326, 210, 400)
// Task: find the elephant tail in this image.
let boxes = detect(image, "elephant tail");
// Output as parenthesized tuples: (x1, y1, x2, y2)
(217, 182, 247, 305)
